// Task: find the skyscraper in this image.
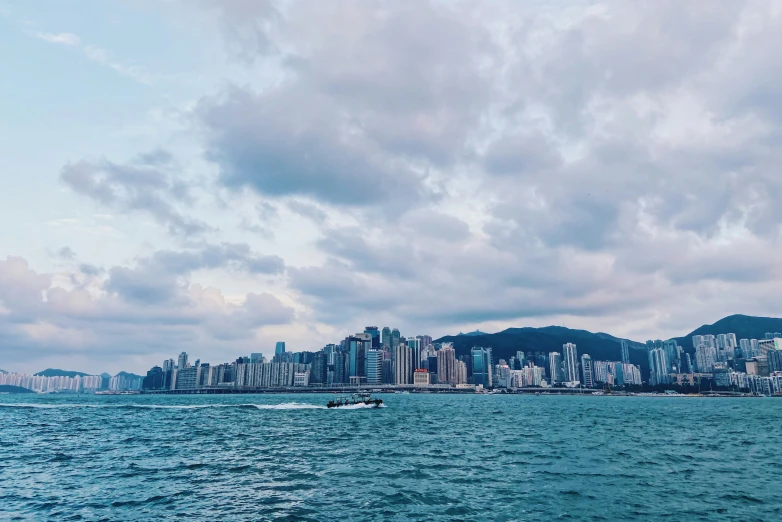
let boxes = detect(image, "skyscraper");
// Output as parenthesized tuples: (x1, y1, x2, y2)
(471, 347, 492, 387)
(695, 344, 716, 373)
(381, 327, 392, 350)
(177, 352, 188, 369)
(620, 339, 630, 364)
(581, 354, 594, 388)
(417, 335, 433, 349)
(739, 339, 751, 358)
(275, 342, 286, 355)
(548, 352, 562, 385)
(366, 349, 383, 384)
(648, 348, 670, 385)
(395, 343, 412, 385)
(438, 344, 457, 385)
(407, 338, 422, 369)
(562, 343, 578, 383)
(364, 326, 380, 349)
(391, 328, 401, 350)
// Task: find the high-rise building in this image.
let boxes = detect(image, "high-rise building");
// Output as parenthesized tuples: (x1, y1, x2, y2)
(275, 342, 286, 355)
(349, 334, 371, 381)
(648, 348, 670, 385)
(395, 343, 412, 385)
(381, 327, 392, 350)
(177, 352, 188, 369)
(739, 339, 751, 359)
(471, 347, 492, 387)
(548, 352, 562, 385)
(516, 351, 526, 369)
(366, 349, 383, 384)
(310, 352, 327, 384)
(364, 327, 381, 349)
(562, 343, 578, 383)
(437, 343, 457, 385)
(581, 354, 594, 388)
(620, 339, 630, 364)
(751, 339, 760, 358)
(407, 338, 422, 369)
(662, 340, 679, 372)
(417, 335, 433, 349)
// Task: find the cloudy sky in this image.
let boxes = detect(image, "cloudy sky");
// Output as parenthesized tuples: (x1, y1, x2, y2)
(2, 0, 782, 374)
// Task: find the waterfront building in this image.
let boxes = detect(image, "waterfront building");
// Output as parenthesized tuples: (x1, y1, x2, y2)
(413, 369, 430, 386)
(648, 348, 669, 385)
(395, 343, 412, 385)
(548, 352, 562, 385)
(310, 352, 327, 384)
(173, 366, 198, 390)
(293, 371, 310, 387)
(471, 347, 492, 387)
(177, 351, 188, 369)
(438, 344, 457, 385)
(563, 343, 579, 383)
(456, 360, 467, 385)
(366, 349, 383, 385)
(142, 366, 164, 390)
(581, 354, 594, 388)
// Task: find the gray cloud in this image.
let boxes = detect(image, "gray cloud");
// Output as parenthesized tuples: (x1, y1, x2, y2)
(0, 256, 295, 372)
(61, 151, 209, 236)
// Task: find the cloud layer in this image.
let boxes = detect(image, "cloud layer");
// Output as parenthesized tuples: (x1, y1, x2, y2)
(7, 0, 782, 372)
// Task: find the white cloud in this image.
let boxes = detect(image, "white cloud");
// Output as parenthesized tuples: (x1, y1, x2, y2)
(35, 32, 80, 46)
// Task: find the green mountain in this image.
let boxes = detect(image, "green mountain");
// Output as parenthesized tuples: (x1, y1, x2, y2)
(114, 371, 143, 379)
(673, 314, 782, 351)
(34, 369, 90, 378)
(436, 326, 647, 370)
(0, 385, 35, 394)
(436, 315, 782, 373)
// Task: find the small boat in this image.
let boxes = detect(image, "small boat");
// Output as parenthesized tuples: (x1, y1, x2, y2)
(327, 393, 383, 409)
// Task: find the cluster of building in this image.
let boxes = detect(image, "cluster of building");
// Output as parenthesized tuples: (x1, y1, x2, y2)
(0, 371, 143, 393)
(141, 327, 645, 393)
(0, 372, 103, 393)
(645, 332, 782, 395)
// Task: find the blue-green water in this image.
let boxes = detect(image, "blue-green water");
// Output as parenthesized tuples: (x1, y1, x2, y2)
(1, 394, 780, 521)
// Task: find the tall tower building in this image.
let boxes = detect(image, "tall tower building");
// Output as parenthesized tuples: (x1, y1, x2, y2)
(407, 338, 422, 369)
(562, 343, 578, 383)
(395, 343, 412, 385)
(648, 347, 670, 385)
(275, 342, 286, 355)
(381, 327, 392, 350)
(364, 327, 380, 349)
(437, 343, 457, 385)
(581, 354, 594, 388)
(548, 352, 562, 385)
(471, 347, 492, 387)
(366, 349, 383, 385)
(177, 352, 188, 369)
(620, 339, 630, 364)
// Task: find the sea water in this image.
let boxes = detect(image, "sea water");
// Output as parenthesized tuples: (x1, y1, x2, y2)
(1, 393, 780, 521)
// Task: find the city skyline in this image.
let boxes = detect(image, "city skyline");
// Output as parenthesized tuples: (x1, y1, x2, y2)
(3, 1, 782, 376)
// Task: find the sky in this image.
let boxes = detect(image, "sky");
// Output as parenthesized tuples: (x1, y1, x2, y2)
(2, 0, 782, 375)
